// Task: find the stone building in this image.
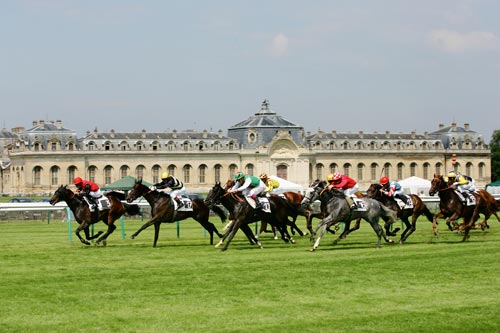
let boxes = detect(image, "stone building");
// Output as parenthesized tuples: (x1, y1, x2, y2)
(1, 100, 491, 195)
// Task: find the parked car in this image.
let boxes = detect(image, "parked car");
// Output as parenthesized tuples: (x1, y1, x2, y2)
(8, 198, 35, 203)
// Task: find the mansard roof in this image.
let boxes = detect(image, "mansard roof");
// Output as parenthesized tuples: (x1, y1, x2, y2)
(228, 100, 301, 129)
(306, 131, 431, 141)
(81, 129, 233, 142)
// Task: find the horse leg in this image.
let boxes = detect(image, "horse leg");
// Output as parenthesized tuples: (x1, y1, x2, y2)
(241, 224, 262, 247)
(310, 223, 329, 252)
(95, 222, 116, 246)
(432, 212, 445, 236)
(400, 216, 417, 244)
(221, 219, 242, 251)
(130, 217, 160, 240)
(83, 226, 103, 241)
(75, 222, 92, 246)
(368, 220, 385, 249)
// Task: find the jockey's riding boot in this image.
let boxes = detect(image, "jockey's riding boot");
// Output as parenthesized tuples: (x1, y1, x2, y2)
(397, 194, 409, 205)
(175, 197, 184, 209)
(255, 200, 263, 210)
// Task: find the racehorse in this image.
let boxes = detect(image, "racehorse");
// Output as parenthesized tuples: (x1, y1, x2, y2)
(204, 181, 296, 251)
(366, 183, 434, 244)
(49, 185, 141, 246)
(428, 174, 500, 241)
(223, 179, 320, 239)
(301, 181, 396, 251)
(126, 178, 226, 247)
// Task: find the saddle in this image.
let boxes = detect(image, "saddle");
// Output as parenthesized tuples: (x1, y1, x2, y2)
(350, 197, 367, 211)
(454, 190, 476, 206)
(394, 198, 414, 209)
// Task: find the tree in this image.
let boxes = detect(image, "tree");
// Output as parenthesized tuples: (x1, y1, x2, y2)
(490, 130, 500, 182)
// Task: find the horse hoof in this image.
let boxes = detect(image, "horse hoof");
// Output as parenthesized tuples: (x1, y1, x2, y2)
(290, 239, 296, 244)
(130, 235, 135, 240)
(399, 240, 404, 245)
(388, 239, 394, 243)
(310, 248, 316, 252)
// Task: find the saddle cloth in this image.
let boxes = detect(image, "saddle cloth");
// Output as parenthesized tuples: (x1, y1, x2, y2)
(395, 198, 414, 209)
(454, 190, 476, 206)
(83, 196, 110, 212)
(351, 198, 368, 211)
(244, 197, 271, 212)
(173, 198, 193, 211)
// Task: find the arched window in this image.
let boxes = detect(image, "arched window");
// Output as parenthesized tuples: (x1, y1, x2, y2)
(277, 165, 288, 179)
(397, 163, 404, 180)
(152, 165, 161, 184)
(68, 166, 77, 184)
(88, 166, 97, 183)
(135, 165, 145, 179)
(371, 163, 378, 181)
(214, 164, 222, 183)
(183, 165, 192, 183)
(120, 165, 129, 178)
(357, 163, 365, 181)
(466, 162, 473, 176)
(343, 163, 351, 177)
(104, 165, 113, 185)
(33, 166, 42, 186)
(435, 162, 442, 176)
(316, 163, 324, 181)
(229, 164, 238, 178)
(410, 163, 417, 177)
(383, 163, 391, 177)
(199, 164, 207, 183)
(168, 165, 176, 177)
(478, 162, 485, 179)
(246, 164, 254, 176)
(329, 163, 338, 174)
(423, 163, 430, 180)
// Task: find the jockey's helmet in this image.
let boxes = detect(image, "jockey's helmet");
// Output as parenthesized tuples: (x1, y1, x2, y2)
(326, 173, 334, 182)
(161, 172, 169, 180)
(380, 176, 389, 185)
(259, 173, 268, 180)
(447, 172, 456, 179)
(73, 177, 83, 185)
(234, 172, 244, 181)
(332, 172, 342, 181)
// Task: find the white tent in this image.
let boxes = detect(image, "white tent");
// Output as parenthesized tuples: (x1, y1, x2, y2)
(268, 175, 304, 193)
(398, 176, 431, 195)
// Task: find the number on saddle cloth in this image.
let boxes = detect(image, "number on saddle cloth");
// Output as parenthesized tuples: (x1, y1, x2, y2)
(257, 197, 271, 212)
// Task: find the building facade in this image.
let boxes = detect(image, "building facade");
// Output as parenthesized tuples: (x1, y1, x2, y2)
(1, 100, 491, 195)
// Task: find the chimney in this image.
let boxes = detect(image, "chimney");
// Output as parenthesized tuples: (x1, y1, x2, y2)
(439, 123, 444, 129)
(385, 130, 390, 138)
(141, 129, 146, 139)
(411, 131, 416, 139)
(331, 130, 336, 138)
(39, 120, 45, 129)
(56, 120, 62, 129)
(110, 129, 115, 138)
(203, 129, 208, 139)
(451, 122, 457, 131)
(464, 123, 470, 131)
(32, 121, 38, 127)
(173, 129, 177, 139)
(218, 130, 223, 138)
(359, 130, 364, 138)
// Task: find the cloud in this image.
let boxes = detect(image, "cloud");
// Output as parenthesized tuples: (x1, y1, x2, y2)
(429, 29, 500, 53)
(268, 33, 289, 57)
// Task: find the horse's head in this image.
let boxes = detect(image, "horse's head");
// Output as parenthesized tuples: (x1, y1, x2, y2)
(366, 183, 382, 198)
(429, 174, 445, 196)
(49, 185, 73, 205)
(204, 181, 225, 207)
(126, 178, 149, 203)
(301, 181, 327, 206)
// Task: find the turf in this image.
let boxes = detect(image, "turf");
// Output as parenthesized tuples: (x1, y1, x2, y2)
(0, 217, 499, 332)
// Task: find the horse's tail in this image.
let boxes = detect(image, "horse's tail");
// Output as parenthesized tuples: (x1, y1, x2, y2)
(210, 204, 227, 223)
(380, 203, 397, 224)
(422, 204, 434, 223)
(124, 203, 142, 216)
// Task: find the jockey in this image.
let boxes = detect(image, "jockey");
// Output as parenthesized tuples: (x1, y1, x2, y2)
(259, 173, 281, 194)
(326, 172, 360, 208)
(73, 177, 102, 211)
(447, 172, 475, 200)
(229, 171, 267, 208)
(153, 172, 186, 208)
(379, 176, 410, 205)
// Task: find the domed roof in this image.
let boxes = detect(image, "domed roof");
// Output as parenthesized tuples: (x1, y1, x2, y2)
(229, 100, 301, 129)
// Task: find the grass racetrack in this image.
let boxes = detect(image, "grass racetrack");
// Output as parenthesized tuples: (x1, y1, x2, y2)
(1, 216, 500, 332)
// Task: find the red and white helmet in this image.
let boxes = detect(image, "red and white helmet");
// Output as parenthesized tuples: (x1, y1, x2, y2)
(332, 172, 342, 181)
(380, 176, 389, 185)
(73, 177, 83, 185)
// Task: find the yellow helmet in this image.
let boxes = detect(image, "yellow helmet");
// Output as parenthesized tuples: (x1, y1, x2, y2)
(161, 172, 169, 179)
(259, 173, 268, 179)
(447, 172, 456, 178)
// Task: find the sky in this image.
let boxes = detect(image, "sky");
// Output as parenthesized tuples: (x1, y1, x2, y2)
(1, 1, 499, 142)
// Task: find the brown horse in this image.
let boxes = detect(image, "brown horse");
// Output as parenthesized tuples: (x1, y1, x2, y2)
(126, 178, 226, 247)
(49, 185, 141, 246)
(366, 183, 434, 244)
(223, 179, 319, 239)
(205, 181, 296, 251)
(428, 174, 500, 241)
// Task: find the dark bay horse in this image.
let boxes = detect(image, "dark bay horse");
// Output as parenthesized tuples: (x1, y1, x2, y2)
(126, 179, 226, 247)
(49, 185, 141, 246)
(428, 174, 500, 241)
(301, 181, 396, 251)
(366, 183, 434, 244)
(204, 181, 296, 251)
(223, 179, 319, 239)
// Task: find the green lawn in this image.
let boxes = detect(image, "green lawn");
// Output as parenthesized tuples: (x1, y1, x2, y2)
(1, 217, 499, 332)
